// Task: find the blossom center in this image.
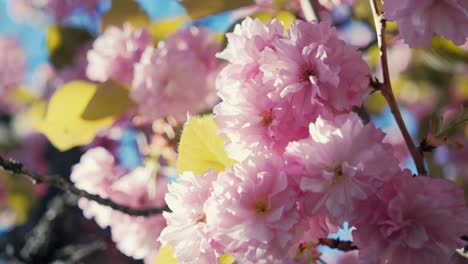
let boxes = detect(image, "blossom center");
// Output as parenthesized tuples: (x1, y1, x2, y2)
(254, 201, 268, 214)
(328, 164, 345, 184)
(302, 68, 315, 82)
(195, 214, 206, 224)
(334, 165, 343, 177)
(261, 110, 273, 127)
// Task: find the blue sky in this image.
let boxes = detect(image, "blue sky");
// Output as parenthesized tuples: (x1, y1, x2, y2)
(0, 0, 48, 74)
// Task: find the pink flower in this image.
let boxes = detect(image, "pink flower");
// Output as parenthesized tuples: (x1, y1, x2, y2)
(87, 24, 153, 84)
(352, 170, 468, 264)
(71, 148, 169, 260)
(217, 17, 285, 83)
(70, 148, 117, 199)
(131, 27, 220, 122)
(214, 79, 320, 160)
(382, 126, 410, 168)
(47, 0, 103, 22)
(206, 156, 305, 263)
(71, 147, 123, 228)
(383, 0, 468, 47)
(375, 38, 412, 80)
(159, 169, 219, 264)
(0, 37, 25, 109)
(9, 133, 49, 176)
(261, 20, 370, 113)
(284, 113, 400, 222)
(215, 19, 338, 160)
(107, 168, 168, 260)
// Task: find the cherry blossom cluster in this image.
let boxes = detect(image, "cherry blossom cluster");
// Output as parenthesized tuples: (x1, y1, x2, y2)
(0, 37, 26, 111)
(383, 0, 468, 47)
(86, 24, 221, 122)
(70, 147, 168, 261)
(159, 18, 468, 264)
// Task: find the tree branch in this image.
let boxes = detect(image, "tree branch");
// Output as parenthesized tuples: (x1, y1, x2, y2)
(0, 155, 168, 217)
(318, 238, 358, 252)
(369, 0, 427, 175)
(300, 0, 321, 22)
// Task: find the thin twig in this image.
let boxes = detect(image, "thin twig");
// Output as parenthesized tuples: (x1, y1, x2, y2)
(369, 0, 427, 175)
(318, 238, 358, 252)
(0, 155, 168, 217)
(300, 0, 320, 22)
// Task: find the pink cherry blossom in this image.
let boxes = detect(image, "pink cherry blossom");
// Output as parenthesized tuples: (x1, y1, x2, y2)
(382, 126, 410, 168)
(352, 170, 468, 264)
(375, 38, 412, 80)
(9, 133, 49, 177)
(261, 20, 370, 113)
(0, 37, 26, 111)
(206, 156, 305, 263)
(107, 167, 168, 260)
(87, 23, 153, 84)
(131, 27, 220, 122)
(383, 0, 468, 47)
(284, 113, 400, 222)
(159, 169, 219, 264)
(215, 19, 338, 160)
(214, 79, 321, 161)
(217, 17, 285, 83)
(70, 148, 117, 198)
(47, 0, 103, 22)
(71, 148, 168, 260)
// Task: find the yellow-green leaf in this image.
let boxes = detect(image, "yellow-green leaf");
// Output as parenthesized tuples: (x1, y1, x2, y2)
(430, 35, 468, 63)
(177, 115, 236, 175)
(101, 0, 150, 31)
(153, 245, 235, 264)
(252, 11, 296, 29)
(154, 245, 178, 264)
(180, 0, 254, 19)
(36, 81, 133, 151)
(151, 15, 188, 43)
(47, 26, 93, 69)
(219, 253, 236, 264)
(81, 81, 133, 120)
(9, 86, 38, 104)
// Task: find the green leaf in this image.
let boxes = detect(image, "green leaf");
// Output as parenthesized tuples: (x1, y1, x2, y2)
(150, 15, 188, 43)
(219, 253, 236, 264)
(154, 245, 178, 264)
(430, 35, 468, 63)
(252, 11, 296, 29)
(179, 0, 254, 19)
(101, 0, 150, 31)
(153, 245, 235, 264)
(36, 81, 133, 151)
(177, 115, 236, 175)
(47, 26, 93, 69)
(81, 81, 133, 120)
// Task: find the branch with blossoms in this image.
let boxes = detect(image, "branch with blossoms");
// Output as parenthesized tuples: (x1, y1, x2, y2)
(0, 154, 360, 253)
(0, 155, 168, 217)
(368, 0, 427, 176)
